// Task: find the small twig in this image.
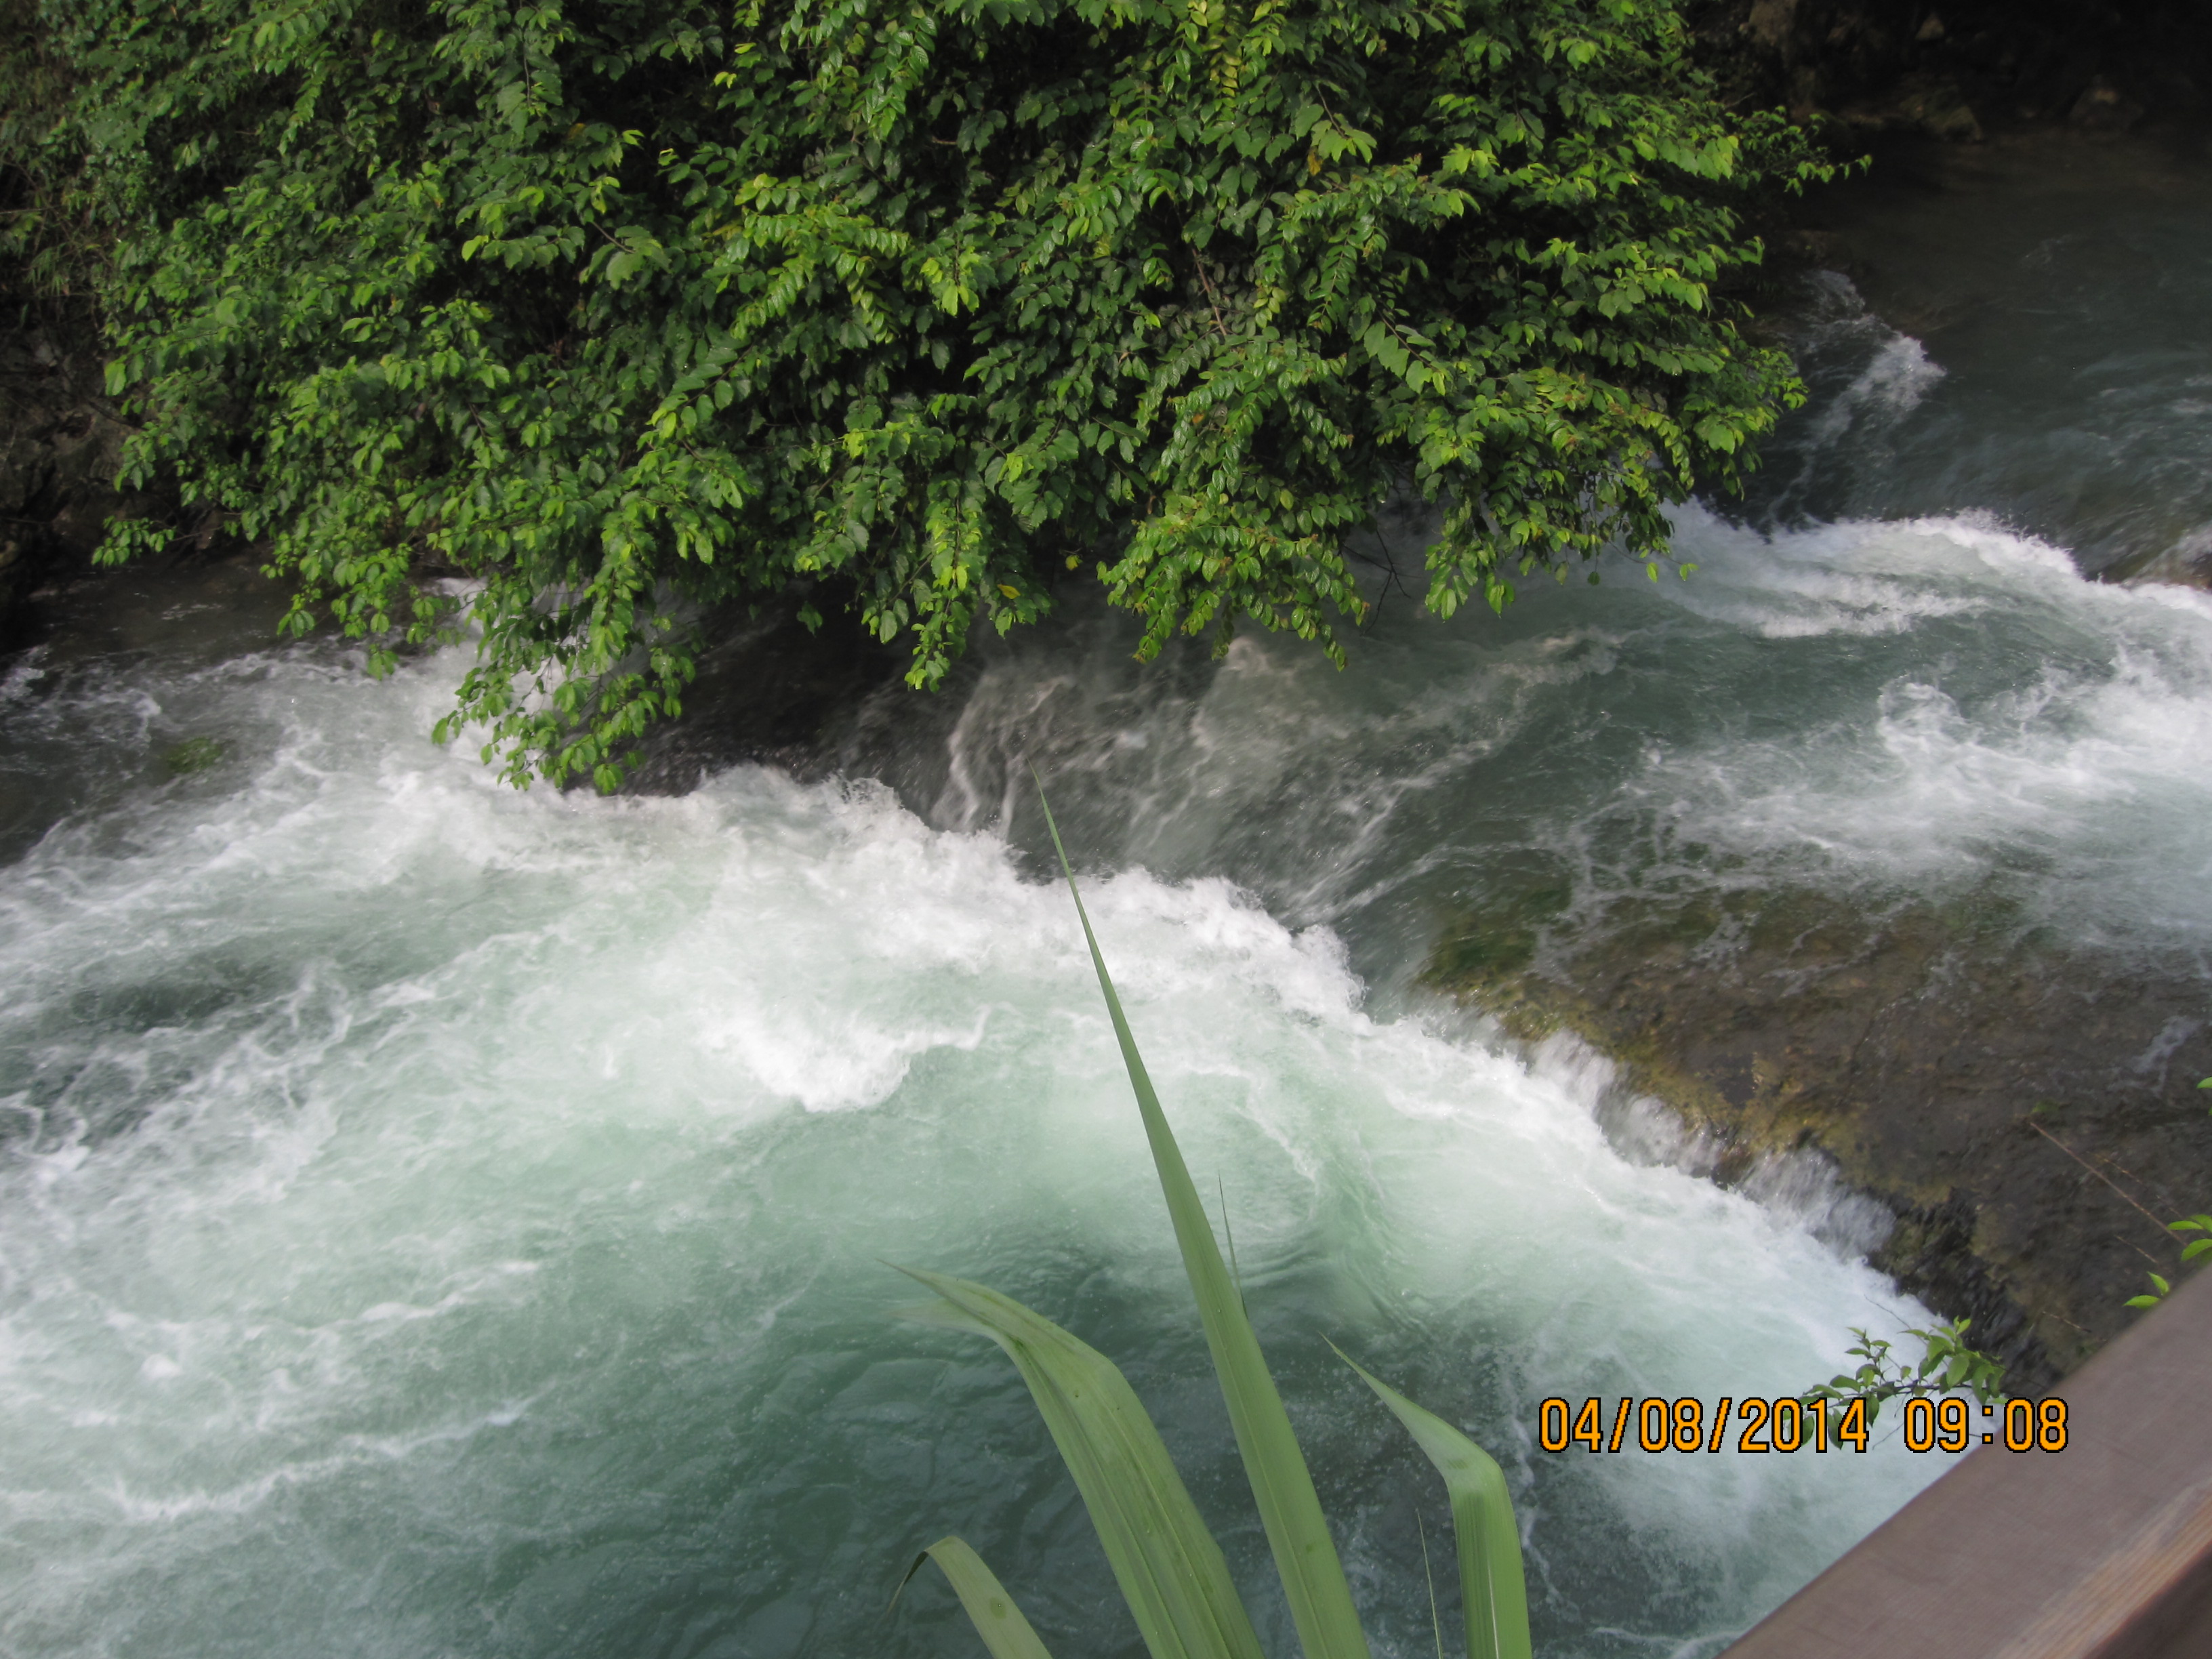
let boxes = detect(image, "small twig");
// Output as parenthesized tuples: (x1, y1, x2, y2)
(2114, 1232, 2167, 1269)
(2026, 1120, 2175, 1241)
(1364, 525, 1412, 623)
(2090, 1145, 2185, 1216)
(1183, 228, 1233, 341)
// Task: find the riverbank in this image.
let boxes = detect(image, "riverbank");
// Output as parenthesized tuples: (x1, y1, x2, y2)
(0, 319, 142, 653)
(1428, 882, 2209, 1389)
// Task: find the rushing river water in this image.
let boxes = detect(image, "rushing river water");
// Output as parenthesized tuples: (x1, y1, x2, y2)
(5, 134, 2212, 1659)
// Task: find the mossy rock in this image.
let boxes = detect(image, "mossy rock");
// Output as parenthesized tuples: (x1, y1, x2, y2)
(1425, 878, 2212, 1389)
(163, 737, 227, 775)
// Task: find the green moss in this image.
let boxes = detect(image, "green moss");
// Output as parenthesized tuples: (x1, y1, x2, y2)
(163, 737, 227, 775)
(33, 0, 1832, 788)
(1418, 876, 2190, 1382)
(1423, 867, 1575, 994)
(1429, 921, 1539, 981)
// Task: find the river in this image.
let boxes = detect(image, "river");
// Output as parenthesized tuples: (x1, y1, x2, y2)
(3, 131, 2209, 1658)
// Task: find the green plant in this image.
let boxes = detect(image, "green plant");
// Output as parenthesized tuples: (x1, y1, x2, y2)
(162, 735, 228, 775)
(893, 788, 1530, 1659)
(0, 0, 98, 310)
(2121, 1077, 2212, 1308)
(2125, 1214, 2212, 1308)
(30, 0, 1830, 789)
(1801, 1317, 2005, 1430)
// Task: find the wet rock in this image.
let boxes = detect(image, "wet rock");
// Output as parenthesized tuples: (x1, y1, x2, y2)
(1429, 883, 2212, 1390)
(2068, 76, 2147, 136)
(1899, 71, 1986, 141)
(2113, 528, 2212, 590)
(163, 736, 228, 777)
(1772, 226, 1860, 279)
(1856, 70, 1985, 142)
(617, 594, 905, 794)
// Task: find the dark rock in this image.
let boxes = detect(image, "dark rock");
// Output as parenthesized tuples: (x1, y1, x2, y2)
(0, 323, 150, 651)
(2069, 75, 2147, 136)
(1774, 226, 1860, 277)
(1884, 70, 1986, 142)
(1429, 884, 2212, 1390)
(1692, 0, 2212, 139)
(1921, 76, 1986, 140)
(617, 595, 906, 794)
(2108, 528, 2212, 590)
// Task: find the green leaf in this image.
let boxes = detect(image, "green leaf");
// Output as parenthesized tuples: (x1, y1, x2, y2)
(897, 1270, 1267, 1659)
(895, 1536, 1056, 1659)
(56, 0, 1831, 786)
(1332, 1349, 1531, 1659)
(1037, 782, 1372, 1659)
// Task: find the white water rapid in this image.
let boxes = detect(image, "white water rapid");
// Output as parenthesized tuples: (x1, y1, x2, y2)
(5, 629, 1954, 1659)
(10, 130, 2212, 1659)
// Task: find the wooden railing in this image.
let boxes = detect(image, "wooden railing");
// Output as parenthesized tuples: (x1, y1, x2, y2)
(1723, 1266, 2212, 1658)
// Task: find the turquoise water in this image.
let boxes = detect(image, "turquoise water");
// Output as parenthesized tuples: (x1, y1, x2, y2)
(863, 501, 2212, 984)
(0, 645, 1946, 1659)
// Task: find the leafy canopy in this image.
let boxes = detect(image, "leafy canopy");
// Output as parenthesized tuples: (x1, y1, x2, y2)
(40, 0, 1824, 787)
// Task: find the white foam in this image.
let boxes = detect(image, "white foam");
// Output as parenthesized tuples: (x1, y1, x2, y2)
(0, 643, 1948, 1656)
(1627, 507, 2212, 946)
(1793, 272, 1950, 453)
(1803, 335, 1949, 452)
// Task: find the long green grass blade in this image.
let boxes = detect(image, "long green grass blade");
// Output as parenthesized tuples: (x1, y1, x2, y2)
(897, 1267, 1268, 1659)
(894, 1536, 1057, 1659)
(1334, 1351, 1532, 1659)
(1036, 785, 1373, 1659)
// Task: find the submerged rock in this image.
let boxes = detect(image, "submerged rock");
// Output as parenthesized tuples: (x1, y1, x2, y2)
(162, 736, 228, 776)
(1429, 881, 2212, 1390)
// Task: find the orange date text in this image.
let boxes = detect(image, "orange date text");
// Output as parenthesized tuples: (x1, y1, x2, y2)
(1535, 1395, 2069, 1454)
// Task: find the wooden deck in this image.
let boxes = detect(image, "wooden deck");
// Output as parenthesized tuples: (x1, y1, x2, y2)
(1723, 1265, 2212, 1657)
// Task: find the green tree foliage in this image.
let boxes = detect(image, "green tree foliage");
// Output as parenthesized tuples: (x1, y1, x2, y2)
(0, 0, 97, 310)
(34, 0, 1824, 787)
